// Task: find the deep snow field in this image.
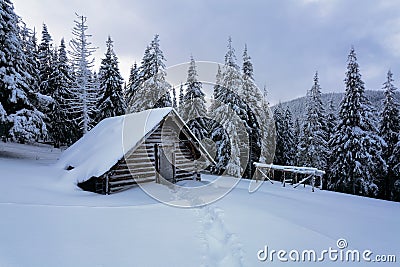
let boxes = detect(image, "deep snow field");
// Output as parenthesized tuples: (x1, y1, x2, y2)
(0, 142, 399, 267)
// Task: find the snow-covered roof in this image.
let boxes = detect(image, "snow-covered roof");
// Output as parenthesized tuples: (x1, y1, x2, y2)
(57, 107, 174, 182)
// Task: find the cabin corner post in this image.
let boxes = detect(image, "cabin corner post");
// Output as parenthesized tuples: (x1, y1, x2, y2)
(193, 159, 197, 181)
(154, 144, 160, 184)
(172, 149, 176, 184)
(105, 173, 110, 195)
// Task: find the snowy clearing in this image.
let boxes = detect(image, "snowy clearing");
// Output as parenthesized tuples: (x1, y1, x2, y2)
(0, 142, 399, 266)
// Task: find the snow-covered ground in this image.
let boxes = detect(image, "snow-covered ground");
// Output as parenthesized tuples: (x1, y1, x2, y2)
(0, 142, 399, 266)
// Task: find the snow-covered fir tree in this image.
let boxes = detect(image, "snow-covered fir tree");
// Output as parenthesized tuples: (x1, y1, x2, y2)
(273, 104, 285, 166)
(68, 14, 98, 135)
(323, 99, 337, 189)
(293, 117, 301, 165)
(212, 66, 222, 102)
(273, 104, 296, 168)
(129, 35, 171, 112)
(298, 72, 328, 170)
(392, 141, 400, 201)
(125, 62, 139, 107)
(20, 24, 40, 94)
(37, 23, 54, 96)
(379, 70, 400, 200)
(209, 37, 247, 177)
(178, 83, 184, 109)
(0, 101, 6, 139)
(172, 86, 177, 109)
(261, 86, 276, 164)
(283, 107, 296, 166)
(296, 120, 308, 166)
(21, 25, 54, 130)
(209, 65, 230, 175)
(327, 47, 386, 197)
(92, 71, 100, 96)
(0, 0, 47, 143)
(326, 99, 337, 143)
(180, 56, 208, 140)
(96, 36, 125, 122)
(48, 38, 77, 146)
(20, 24, 54, 133)
(240, 44, 263, 177)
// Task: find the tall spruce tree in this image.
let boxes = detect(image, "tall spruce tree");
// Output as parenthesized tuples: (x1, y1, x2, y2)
(180, 56, 208, 140)
(0, 0, 47, 143)
(392, 142, 400, 201)
(209, 65, 230, 175)
(240, 45, 264, 177)
(261, 86, 276, 164)
(96, 36, 125, 122)
(178, 83, 184, 108)
(299, 72, 328, 170)
(326, 100, 337, 143)
(273, 104, 285, 166)
(323, 99, 337, 189)
(49, 38, 77, 146)
(172, 86, 177, 109)
(20, 23, 53, 128)
(327, 47, 386, 197)
(20, 24, 40, 94)
(21, 25, 54, 125)
(293, 118, 302, 166)
(379, 70, 400, 200)
(125, 62, 139, 107)
(283, 107, 296, 166)
(274, 105, 296, 169)
(38, 23, 54, 96)
(209, 37, 247, 177)
(68, 14, 98, 135)
(129, 35, 172, 112)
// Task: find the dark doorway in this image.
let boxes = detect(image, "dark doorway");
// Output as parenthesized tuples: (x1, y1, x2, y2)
(155, 144, 176, 183)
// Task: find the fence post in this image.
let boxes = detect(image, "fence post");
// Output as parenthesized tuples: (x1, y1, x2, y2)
(283, 172, 286, 187)
(255, 167, 259, 183)
(312, 175, 315, 192)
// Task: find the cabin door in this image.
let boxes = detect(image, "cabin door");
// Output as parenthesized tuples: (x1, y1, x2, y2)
(155, 144, 176, 183)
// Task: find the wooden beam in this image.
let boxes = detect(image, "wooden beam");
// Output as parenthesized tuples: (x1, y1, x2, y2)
(256, 167, 274, 184)
(294, 174, 313, 188)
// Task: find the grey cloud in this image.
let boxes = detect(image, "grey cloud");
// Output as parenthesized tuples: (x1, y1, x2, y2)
(12, 0, 400, 104)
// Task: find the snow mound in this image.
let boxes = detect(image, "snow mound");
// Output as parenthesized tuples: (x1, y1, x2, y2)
(57, 107, 173, 183)
(0, 141, 62, 163)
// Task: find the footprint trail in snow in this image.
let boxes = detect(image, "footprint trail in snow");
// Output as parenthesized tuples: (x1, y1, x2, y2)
(171, 185, 245, 267)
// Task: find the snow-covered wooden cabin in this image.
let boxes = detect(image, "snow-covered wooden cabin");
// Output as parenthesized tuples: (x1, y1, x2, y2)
(58, 108, 214, 194)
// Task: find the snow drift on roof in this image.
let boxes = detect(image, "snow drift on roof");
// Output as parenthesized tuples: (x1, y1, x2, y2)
(57, 107, 173, 183)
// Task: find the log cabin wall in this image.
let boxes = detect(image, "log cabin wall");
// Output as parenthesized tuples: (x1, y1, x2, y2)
(94, 115, 201, 194)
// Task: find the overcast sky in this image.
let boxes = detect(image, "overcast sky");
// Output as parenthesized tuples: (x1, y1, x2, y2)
(12, 0, 400, 104)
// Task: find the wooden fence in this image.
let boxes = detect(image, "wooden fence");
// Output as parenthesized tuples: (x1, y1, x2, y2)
(253, 163, 325, 192)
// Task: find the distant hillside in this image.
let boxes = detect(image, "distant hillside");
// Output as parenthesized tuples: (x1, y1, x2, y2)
(272, 90, 400, 123)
